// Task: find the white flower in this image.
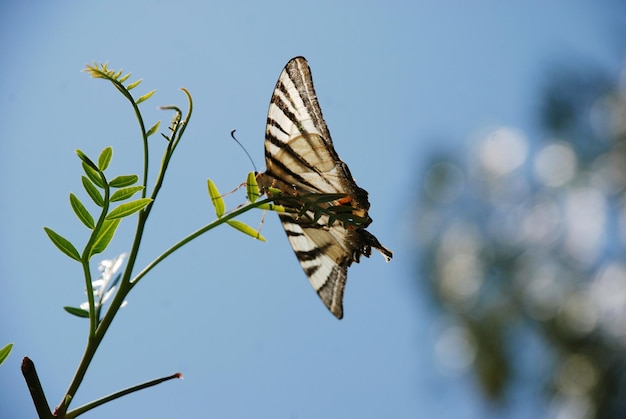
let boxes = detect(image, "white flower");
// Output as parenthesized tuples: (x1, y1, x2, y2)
(80, 253, 128, 310)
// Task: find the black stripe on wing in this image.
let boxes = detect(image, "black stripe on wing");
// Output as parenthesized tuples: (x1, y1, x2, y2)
(263, 152, 320, 192)
(270, 83, 306, 134)
(265, 130, 321, 175)
(279, 213, 348, 319)
(295, 244, 329, 262)
(283, 57, 332, 142)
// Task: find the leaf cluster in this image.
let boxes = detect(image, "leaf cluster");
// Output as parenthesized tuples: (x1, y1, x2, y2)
(207, 177, 266, 241)
(44, 147, 150, 262)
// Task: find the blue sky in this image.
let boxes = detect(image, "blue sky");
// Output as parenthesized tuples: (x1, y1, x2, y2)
(1, 2, 624, 418)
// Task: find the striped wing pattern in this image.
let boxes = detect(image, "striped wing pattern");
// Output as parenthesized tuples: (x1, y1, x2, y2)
(258, 56, 392, 319)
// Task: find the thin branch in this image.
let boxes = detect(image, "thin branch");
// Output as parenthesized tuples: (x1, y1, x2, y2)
(21, 357, 53, 419)
(129, 197, 276, 286)
(66, 372, 182, 418)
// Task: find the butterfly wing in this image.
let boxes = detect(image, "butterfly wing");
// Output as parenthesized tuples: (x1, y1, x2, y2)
(259, 56, 392, 319)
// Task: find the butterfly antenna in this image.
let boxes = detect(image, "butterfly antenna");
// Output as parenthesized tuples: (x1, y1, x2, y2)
(230, 129, 258, 173)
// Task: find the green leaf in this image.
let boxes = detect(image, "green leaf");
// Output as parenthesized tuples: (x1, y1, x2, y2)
(64, 306, 90, 318)
(98, 147, 113, 171)
(119, 72, 131, 83)
(312, 208, 323, 223)
(109, 174, 138, 188)
(246, 172, 261, 203)
(226, 220, 266, 242)
(76, 149, 98, 171)
(126, 78, 142, 90)
(146, 120, 161, 138)
(69, 193, 95, 229)
(82, 162, 104, 188)
(83, 63, 104, 79)
(136, 89, 156, 105)
(110, 186, 144, 202)
(0, 343, 13, 366)
(207, 179, 225, 218)
(267, 186, 282, 196)
(297, 204, 310, 218)
(90, 218, 121, 256)
(106, 198, 152, 220)
(44, 227, 81, 261)
(257, 202, 286, 212)
(82, 176, 104, 207)
(126, 79, 143, 90)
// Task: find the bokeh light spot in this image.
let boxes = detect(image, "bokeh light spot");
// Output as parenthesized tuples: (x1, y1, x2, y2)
(440, 254, 483, 308)
(564, 187, 606, 265)
(535, 142, 577, 187)
(556, 354, 598, 397)
(478, 127, 528, 177)
(434, 325, 477, 374)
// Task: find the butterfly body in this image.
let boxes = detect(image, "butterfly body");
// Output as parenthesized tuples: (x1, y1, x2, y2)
(258, 57, 392, 319)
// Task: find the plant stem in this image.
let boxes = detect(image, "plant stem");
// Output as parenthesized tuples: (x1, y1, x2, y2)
(53, 197, 274, 416)
(66, 372, 182, 418)
(53, 335, 100, 416)
(21, 357, 53, 419)
(130, 197, 275, 285)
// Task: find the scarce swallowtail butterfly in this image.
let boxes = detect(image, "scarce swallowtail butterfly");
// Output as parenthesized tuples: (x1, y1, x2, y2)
(257, 56, 393, 319)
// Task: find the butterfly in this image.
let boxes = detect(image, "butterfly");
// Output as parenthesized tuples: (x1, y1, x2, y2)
(256, 57, 392, 319)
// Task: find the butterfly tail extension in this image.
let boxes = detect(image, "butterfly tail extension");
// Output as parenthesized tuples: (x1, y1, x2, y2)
(355, 229, 393, 263)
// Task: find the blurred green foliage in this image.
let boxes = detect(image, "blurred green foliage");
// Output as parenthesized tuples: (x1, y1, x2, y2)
(416, 61, 626, 418)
